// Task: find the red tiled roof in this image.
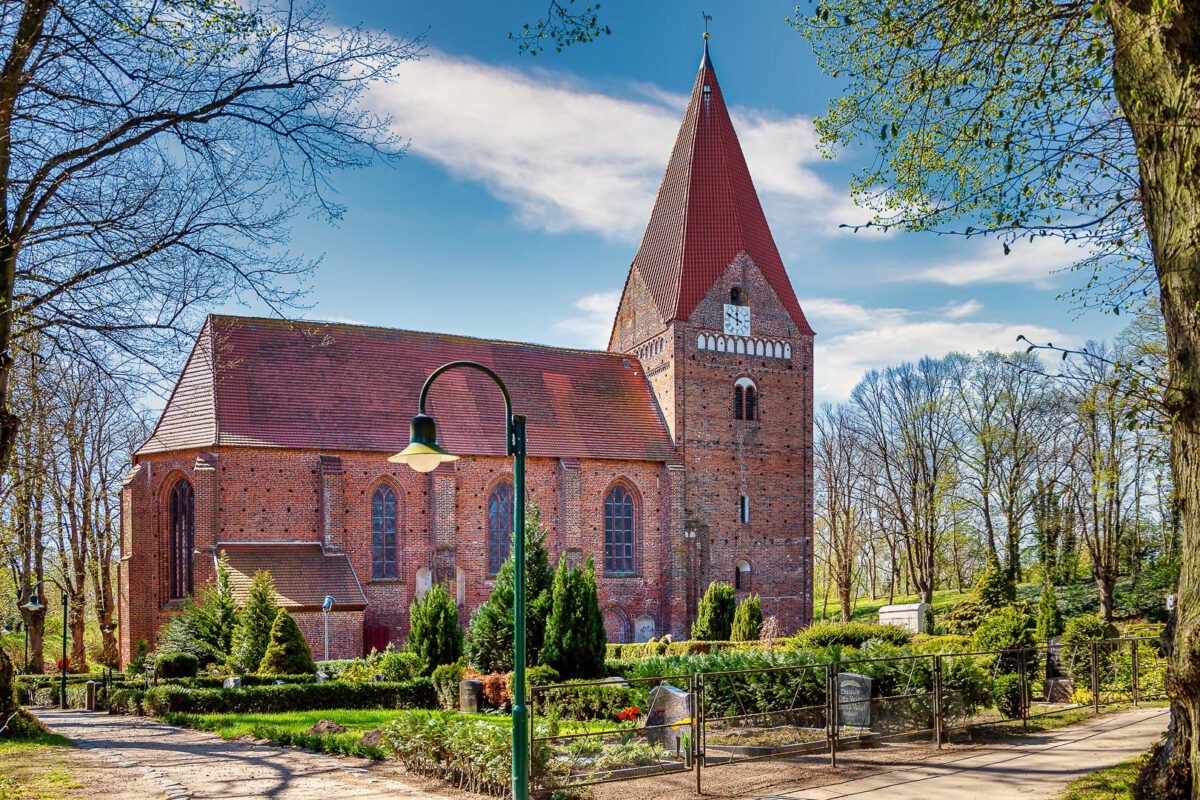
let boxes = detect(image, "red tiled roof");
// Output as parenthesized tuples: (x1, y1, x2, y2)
(219, 543, 368, 611)
(138, 316, 678, 463)
(621, 43, 813, 337)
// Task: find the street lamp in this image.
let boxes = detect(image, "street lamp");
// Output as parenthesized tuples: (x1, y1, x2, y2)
(390, 360, 529, 800)
(22, 578, 69, 709)
(322, 595, 335, 662)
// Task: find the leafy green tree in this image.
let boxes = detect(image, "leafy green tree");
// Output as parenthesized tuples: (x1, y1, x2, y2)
(465, 501, 554, 672)
(691, 582, 736, 641)
(540, 555, 606, 679)
(1035, 583, 1064, 640)
(730, 595, 763, 642)
(258, 610, 315, 675)
(408, 583, 463, 676)
(229, 570, 279, 674)
(975, 556, 1016, 610)
(972, 605, 1035, 675)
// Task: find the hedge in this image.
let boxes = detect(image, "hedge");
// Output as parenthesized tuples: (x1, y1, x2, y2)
(792, 623, 912, 649)
(165, 674, 316, 689)
(141, 678, 436, 715)
(605, 639, 768, 660)
(530, 681, 641, 721)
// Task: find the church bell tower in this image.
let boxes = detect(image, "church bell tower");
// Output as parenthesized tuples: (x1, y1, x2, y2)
(609, 37, 815, 634)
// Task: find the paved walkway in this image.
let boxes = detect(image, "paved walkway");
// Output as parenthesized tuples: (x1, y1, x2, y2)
(34, 709, 449, 800)
(773, 706, 1168, 800)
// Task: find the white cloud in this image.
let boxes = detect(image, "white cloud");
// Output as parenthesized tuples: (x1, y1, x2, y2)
(805, 298, 1064, 401)
(943, 299, 983, 319)
(366, 51, 848, 241)
(552, 290, 621, 348)
(905, 238, 1085, 288)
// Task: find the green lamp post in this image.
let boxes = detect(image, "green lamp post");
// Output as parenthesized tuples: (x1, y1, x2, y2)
(22, 578, 70, 709)
(390, 360, 529, 800)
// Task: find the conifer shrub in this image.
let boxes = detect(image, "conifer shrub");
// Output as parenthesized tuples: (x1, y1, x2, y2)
(258, 610, 316, 675)
(155, 651, 200, 679)
(993, 672, 1024, 719)
(229, 570, 279, 674)
(792, 622, 912, 649)
(1035, 583, 1064, 639)
(972, 605, 1035, 674)
(540, 556, 606, 679)
(976, 557, 1017, 608)
(408, 584, 463, 675)
(730, 595, 763, 641)
(691, 582, 736, 641)
(432, 662, 466, 710)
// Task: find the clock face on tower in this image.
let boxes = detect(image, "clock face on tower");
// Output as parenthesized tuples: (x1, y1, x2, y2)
(723, 303, 751, 336)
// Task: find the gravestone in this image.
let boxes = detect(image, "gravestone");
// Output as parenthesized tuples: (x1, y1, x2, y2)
(877, 602, 932, 634)
(837, 673, 874, 728)
(84, 681, 96, 712)
(644, 685, 692, 752)
(314, 671, 328, 684)
(634, 616, 656, 643)
(222, 677, 242, 689)
(459, 679, 484, 714)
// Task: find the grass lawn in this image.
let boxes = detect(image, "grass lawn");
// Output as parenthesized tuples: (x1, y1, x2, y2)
(1057, 751, 1149, 799)
(814, 585, 991, 624)
(0, 732, 82, 800)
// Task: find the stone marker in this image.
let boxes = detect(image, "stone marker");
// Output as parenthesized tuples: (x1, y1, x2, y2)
(84, 681, 96, 712)
(307, 718, 348, 735)
(222, 677, 242, 689)
(837, 673, 874, 728)
(877, 602, 932, 634)
(644, 685, 692, 752)
(315, 671, 328, 684)
(460, 679, 484, 714)
(360, 728, 384, 747)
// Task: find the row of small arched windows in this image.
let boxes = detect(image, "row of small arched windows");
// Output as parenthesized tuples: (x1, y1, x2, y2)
(698, 334, 791, 360)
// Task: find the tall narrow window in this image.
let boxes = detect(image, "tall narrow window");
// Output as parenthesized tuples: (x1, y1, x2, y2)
(168, 479, 194, 600)
(735, 378, 757, 421)
(735, 560, 752, 591)
(734, 385, 745, 420)
(604, 485, 636, 574)
(739, 494, 750, 524)
(372, 486, 398, 579)
(745, 386, 757, 421)
(488, 481, 514, 575)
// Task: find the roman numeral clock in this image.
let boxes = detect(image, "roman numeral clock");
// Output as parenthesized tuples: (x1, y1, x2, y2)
(723, 303, 751, 336)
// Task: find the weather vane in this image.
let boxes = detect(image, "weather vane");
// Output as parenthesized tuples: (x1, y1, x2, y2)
(703, 12, 712, 40)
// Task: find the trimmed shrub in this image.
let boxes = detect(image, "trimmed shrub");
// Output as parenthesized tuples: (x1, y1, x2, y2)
(379, 649, 423, 682)
(530, 681, 641, 721)
(408, 584, 463, 676)
(994, 673, 1023, 719)
(792, 622, 912, 649)
(142, 678, 436, 715)
(972, 605, 1035, 674)
(432, 662, 466, 710)
(1035, 583, 1064, 639)
(526, 664, 560, 686)
(107, 688, 147, 715)
(691, 582, 736, 641)
(731, 595, 763, 642)
(1060, 613, 1119, 680)
(229, 570, 278, 674)
(258, 610, 315, 675)
(540, 556, 606, 679)
(155, 651, 200, 679)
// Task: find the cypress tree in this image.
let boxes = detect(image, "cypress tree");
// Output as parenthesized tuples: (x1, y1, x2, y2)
(258, 610, 315, 675)
(730, 594, 763, 641)
(541, 555, 606, 679)
(1035, 582, 1064, 639)
(408, 583, 463, 675)
(229, 570, 279, 673)
(691, 582, 737, 641)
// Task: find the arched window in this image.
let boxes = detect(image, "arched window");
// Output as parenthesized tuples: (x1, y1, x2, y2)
(735, 377, 757, 421)
(735, 559, 752, 591)
(745, 386, 757, 420)
(371, 485, 399, 579)
(168, 479, 194, 600)
(488, 480, 514, 575)
(784, 343, 792, 360)
(736, 338, 746, 354)
(604, 485, 636, 574)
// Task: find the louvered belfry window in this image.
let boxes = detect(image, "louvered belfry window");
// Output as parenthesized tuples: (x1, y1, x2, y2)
(604, 485, 636, 574)
(168, 479, 194, 599)
(372, 485, 399, 579)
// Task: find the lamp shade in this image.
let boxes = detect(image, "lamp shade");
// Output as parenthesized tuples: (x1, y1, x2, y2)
(323, 595, 335, 612)
(21, 593, 43, 612)
(388, 412, 459, 473)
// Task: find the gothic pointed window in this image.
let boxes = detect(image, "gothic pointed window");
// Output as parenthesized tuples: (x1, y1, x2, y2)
(168, 479, 194, 600)
(488, 480, 514, 575)
(604, 485, 636, 574)
(372, 485, 399, 579)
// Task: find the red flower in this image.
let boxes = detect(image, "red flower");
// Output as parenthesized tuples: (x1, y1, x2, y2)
(618, 706, 640, 721)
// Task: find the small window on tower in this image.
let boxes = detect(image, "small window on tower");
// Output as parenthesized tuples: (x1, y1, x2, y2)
(738, 495, 750, 525)
(734, 377, 757, 421)
(734, 385, 744, 420)
(735, 559, 752, 591)
(730, 286, 743, 305)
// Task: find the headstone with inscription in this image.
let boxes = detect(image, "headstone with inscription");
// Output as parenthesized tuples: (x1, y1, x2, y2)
(837, 672, 874, 728)
(643, 685, 692, 752)
(634, 617, 656, 643)
(459, 679, 483, 714)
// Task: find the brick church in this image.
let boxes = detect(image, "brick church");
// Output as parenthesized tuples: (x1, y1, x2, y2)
(119, 42, 815, 664)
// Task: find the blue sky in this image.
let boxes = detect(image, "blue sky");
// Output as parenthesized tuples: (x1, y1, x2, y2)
(254, 1, 1121, 403)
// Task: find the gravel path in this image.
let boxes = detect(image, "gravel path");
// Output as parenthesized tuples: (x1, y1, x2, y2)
(34, 709, 450, 800)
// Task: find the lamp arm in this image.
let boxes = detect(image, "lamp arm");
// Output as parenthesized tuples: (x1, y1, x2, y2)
(416, 361, 517, 455)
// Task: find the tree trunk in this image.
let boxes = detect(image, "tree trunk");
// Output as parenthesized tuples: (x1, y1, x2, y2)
(19, 606, 44, 673)
(1109, 4, 1200, 797)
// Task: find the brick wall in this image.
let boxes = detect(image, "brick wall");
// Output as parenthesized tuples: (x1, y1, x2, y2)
(294, 610, 364, 662)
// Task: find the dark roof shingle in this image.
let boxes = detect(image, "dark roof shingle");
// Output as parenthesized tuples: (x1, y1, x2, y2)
(219, 543, 367, 611)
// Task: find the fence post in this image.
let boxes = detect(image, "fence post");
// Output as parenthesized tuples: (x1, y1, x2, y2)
(933, 654, 943, 749)
(1131, 639, 1140, 707)
(693, 673, 702, 795)
(827, 662, 839, 768)
(1018, 649, 1028, 730)
(1090, 641, 1100, 714)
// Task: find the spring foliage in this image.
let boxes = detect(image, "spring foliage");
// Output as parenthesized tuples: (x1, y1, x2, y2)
(408, 584, 463, 676)
(229, 570, 279, 674)
(258, 610, 315, 675)
(540, 555, 606, 679)
(691, 582, 737, 641)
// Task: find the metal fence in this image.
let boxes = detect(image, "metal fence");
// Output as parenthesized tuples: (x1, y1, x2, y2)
(528, 636, 1166, 795)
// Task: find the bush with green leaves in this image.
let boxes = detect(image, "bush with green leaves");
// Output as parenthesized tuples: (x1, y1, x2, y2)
(540, 555, 606, 679)
(258, 610, 315, 675)
(691, 582, 736, 641)
(1060, 613, 1119, 680)
(408, 584, 463, 675)
(792, 622, 912, 649)
(530, 680, 641, 721)
(993, 672, 1024, 719)
(1035, 583, 1064, 639)
(976, 557, 1017, 608)
(229, 570, 278, 674)
(142, 677, 436, 715)
(155, 651, 199, 679)
(431, 662, 465, 710)
(972, 605, 1035, 674)
(465, 502, 554, 673)
(731, 595, 763, 641)
(156, 554, 240, 665)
